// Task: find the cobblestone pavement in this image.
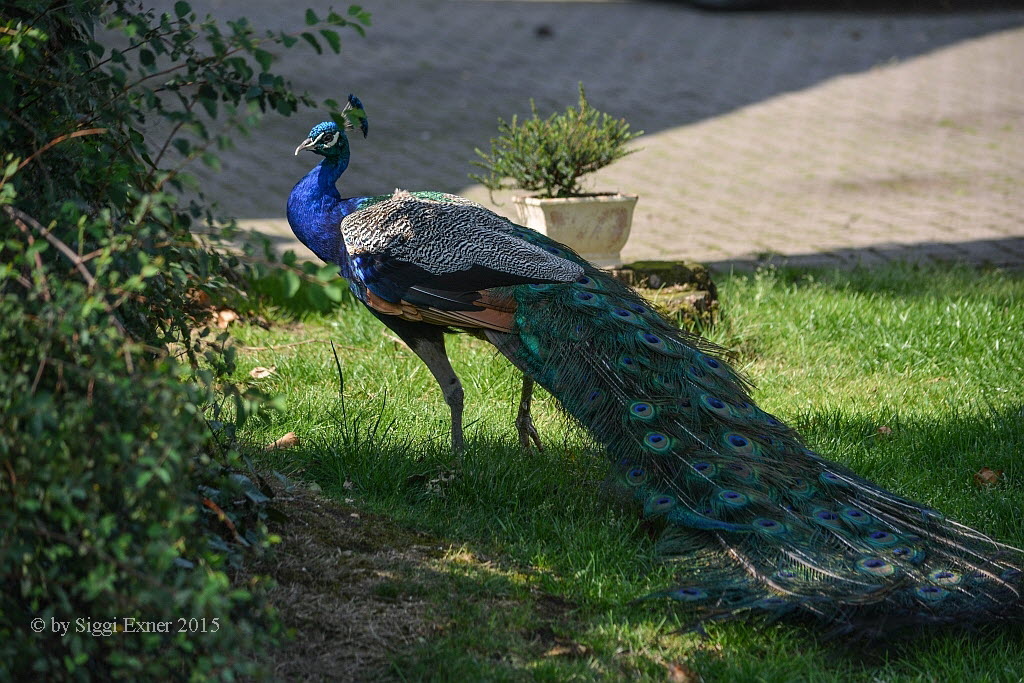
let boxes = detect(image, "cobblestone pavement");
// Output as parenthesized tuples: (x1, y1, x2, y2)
(172, 0, 1024, 270)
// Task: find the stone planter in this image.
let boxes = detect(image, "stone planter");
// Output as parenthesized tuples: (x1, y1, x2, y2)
(512, 193, 638, 268)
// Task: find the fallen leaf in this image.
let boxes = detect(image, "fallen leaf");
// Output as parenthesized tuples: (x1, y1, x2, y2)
(249, 365, 276, 379)
(263, 432, 300, 451)
(542, 638, 589, 658)
(876, 425, 893, 436)
(187, 288, 212, 308)
(667, 661, 700, 683)
(215, 308, 239, 329)
(974, 467, 1003, 487)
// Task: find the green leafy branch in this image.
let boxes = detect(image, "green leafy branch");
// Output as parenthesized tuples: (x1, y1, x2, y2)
(0, 2, 371, 678)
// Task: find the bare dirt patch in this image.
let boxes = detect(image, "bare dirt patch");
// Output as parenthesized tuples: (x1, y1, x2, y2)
(243, 482, 445, 681)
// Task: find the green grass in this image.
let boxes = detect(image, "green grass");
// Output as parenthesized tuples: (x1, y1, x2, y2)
(233, 263, 1024, 681)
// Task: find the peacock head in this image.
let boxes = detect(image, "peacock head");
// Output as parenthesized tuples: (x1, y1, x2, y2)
(294, 94, 368, 158)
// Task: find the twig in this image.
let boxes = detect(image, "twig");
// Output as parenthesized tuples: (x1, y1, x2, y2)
(14, 128, 107, 175)
(81, 45, 248, 128)
(383, 332, 411, 350)
(32, 247, 51, 300)
(5, 205, 98, 290)
(20, 225, 52, 302)
(4, 199, 51, 301)
(202, 497, 249, 546)
(4, 205, 135, 371)
(145, 98, 194, 182)
(0, 63, 67, 88)
(237, 338, 341, 352)
(75, 28, 177, 81)
(152, 135, 216, 192)
(29, 352, 47, 396)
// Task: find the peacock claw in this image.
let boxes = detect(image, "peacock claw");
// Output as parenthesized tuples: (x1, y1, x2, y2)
(516, 375, 543, 452)
(516, 411, 544, 452)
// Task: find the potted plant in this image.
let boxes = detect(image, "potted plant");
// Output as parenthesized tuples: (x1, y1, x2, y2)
(470, 84, 642, 267)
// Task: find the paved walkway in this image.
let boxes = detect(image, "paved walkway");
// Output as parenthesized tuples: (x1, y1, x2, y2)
(176, 1, 1024, 271)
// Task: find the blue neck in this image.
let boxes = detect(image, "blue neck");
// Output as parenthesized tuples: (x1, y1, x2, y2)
(287, 153, 363, 274)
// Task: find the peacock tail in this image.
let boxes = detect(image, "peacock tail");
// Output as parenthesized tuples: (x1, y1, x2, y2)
(484, 225, 1024, 635)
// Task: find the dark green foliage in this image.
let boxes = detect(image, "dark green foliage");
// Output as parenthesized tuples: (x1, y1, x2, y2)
(246, 248, 353, 317)
(471, 83, 642, 198)
(0, 0, 367, 678)
(0, 336, 273, 679)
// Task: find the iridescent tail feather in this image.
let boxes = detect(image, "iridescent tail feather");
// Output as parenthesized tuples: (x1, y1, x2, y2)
(486, 228, 1024, 635)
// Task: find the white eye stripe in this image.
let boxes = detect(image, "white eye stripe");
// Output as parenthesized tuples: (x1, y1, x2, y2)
(321, 132, 340, 147)
(311, 132, 326, 145)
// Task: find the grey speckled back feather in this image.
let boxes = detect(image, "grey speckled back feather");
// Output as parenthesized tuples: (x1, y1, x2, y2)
(341, 190, 583, 282)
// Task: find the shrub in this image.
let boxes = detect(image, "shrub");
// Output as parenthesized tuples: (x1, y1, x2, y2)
(0, 1, 368, 678)
(470, 83, 642, 199)
(246, 249, 354, 317)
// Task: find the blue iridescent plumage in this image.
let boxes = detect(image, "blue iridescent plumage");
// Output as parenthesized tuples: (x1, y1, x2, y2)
(287, 97, 1024, 636)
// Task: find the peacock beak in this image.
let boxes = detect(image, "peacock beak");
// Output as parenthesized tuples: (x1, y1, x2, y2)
(294, 136, 318, 155)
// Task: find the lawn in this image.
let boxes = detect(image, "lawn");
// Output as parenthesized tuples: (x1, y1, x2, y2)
(232, 263, 1024, 681)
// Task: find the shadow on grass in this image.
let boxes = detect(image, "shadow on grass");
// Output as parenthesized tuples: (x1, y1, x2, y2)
(795, 406, 1024, 536)
(248, 393, 1024, 679)
(240, 258, 1023, 677)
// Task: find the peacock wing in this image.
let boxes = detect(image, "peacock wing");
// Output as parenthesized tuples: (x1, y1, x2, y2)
(340, 190, 583, 312)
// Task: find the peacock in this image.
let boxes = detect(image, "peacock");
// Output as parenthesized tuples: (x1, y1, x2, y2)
(286, 95, 1024, 635)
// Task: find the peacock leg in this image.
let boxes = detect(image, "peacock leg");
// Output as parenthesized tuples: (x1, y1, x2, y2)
(374, 314, 464, 455)
(516, 375, 543, 451)
(481, 330, 544, 452)
(408, 334, 464, 455)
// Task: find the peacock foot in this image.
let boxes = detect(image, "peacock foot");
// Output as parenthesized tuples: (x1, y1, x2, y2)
(516, 410, 544, 452)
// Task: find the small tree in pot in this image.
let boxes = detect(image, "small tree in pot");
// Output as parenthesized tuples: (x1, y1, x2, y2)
(471, 84, 642, 267)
